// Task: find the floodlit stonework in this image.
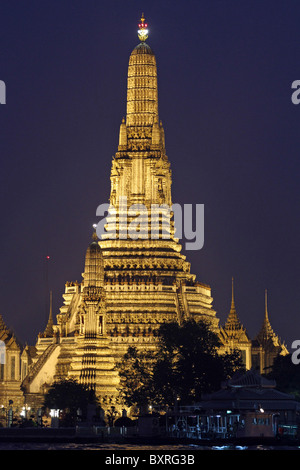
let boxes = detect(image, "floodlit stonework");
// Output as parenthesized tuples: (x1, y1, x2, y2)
(0, 16, 288, 413)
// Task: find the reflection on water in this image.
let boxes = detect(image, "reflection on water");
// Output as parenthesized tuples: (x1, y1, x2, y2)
(0, 442, 299, 450)
(0, 443, 201, 451)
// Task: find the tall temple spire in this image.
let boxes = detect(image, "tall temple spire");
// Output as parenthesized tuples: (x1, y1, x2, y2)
(262, 289, 275, 338)
(0, 314, 8, 333)
(99, 14, 218, 332)
(43, 291, 54, 337)
(83, 231, 104, 292)
(264, 288, 269, 320)
(230, 276, 236, 312)
(219, 277, 250, 365)
(126, 16, 158, 128)
(256, 289, 276, 344)
(253, 289, 289, 367)
(80, 231, 106, 339)
(224, 277, 244, 332)
(105, 15, 174, 242)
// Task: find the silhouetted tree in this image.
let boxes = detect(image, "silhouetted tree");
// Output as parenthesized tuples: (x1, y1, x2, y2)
(154, 319, 244, 404)
(266, 354, 300, 400)
(117, 319, 244, 409)
(117, 346, 154, 410)
(106, 405, 119, 426)
(43, 378, 98, 425)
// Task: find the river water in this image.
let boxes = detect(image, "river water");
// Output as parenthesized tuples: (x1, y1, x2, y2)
(0, 442, 298, 450)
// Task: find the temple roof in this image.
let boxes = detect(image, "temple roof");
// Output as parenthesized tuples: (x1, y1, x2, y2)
(0, 314, 9, 333)
(226, 368, 276, 388)
(255, 290, 281, 348)
(225, 278, 243, 330)
(0, 313, 22, 350)
(199, 369, 299, 412)
(200, 386, 300, 411)
(220, 278, 249, 342)
(131, 42, 154, 55)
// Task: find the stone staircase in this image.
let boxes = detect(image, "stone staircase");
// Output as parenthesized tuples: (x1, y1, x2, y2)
(22, 343, 58, 390)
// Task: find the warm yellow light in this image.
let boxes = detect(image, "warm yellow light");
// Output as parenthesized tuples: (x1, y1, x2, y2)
(138, 13, 149, 42)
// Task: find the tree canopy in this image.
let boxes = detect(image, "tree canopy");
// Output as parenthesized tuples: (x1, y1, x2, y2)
(117, 319, 244, 409)
(43, 378, 98, 422)
(266, 354, 300, 400)
(117, 347, 154, 409)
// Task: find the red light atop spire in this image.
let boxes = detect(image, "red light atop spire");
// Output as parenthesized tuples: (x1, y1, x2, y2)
(138, 13, 149, 42)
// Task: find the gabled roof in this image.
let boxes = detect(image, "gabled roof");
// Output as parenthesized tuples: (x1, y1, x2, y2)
(201, 386, 300, 411)
(0, 314, 23, 350)
(227, 368, 276, 388)
(21, 344, 37, 360)
(200, 369, 299, 412)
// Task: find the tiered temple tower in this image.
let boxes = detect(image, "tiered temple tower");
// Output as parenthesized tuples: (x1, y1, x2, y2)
(99, 14, 219, 337)
(0, 16, 288, 411)
(251, 290, 288, 372)
(20, 15, 219, 408)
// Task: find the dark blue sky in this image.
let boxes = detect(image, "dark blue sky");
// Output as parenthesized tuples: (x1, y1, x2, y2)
(0, 0, 299, 348)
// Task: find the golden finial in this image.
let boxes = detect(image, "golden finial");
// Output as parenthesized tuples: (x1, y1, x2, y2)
(138, 13, 149, 42)
(92, 224, 98, 241)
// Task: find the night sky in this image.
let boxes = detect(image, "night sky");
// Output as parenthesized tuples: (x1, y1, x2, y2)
(0, 1, 299, 349)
